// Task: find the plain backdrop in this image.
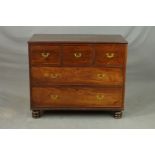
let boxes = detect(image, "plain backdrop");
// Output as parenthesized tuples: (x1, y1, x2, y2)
(0, 26, 155, 128)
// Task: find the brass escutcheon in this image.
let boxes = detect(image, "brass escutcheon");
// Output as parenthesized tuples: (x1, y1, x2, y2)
(44, 73, 60, 78)
(50, 73, 59, 79)
(97, 73, 105, 79)
(50, 95, 59, 100)
(44, 73, 49, 77)
(96, 95, 104, 100)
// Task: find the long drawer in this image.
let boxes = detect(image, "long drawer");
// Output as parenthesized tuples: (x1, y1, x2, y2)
(32, 87, 123, 108)
(31, 67, 123, 86)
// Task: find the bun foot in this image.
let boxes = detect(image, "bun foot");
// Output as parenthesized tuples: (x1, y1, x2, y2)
(113, 111, 122, 119)
(32, 110, 41, 118)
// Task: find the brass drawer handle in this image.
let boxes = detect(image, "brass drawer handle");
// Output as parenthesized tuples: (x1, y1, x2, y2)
(44, 73, 60, 78)
(96, 95, 104, 100)
(106, 53, 114, 58)
(97, 73, 105, 79)
(74, 52, 82, 58)
(50, 95, 59, 100)
(50, 73, 59, 79)
(41, 52, 50, 58)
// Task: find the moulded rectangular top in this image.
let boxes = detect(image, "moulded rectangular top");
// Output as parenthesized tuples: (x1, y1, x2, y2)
(28, 34, 128, 44)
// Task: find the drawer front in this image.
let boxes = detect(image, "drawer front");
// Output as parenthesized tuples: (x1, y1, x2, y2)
(95, 44, 126, 66)
(63, 45, 94, 66)
(32, 87, 123, 108)
(30, 45, 61, 65)
(31, 67, 123, 86)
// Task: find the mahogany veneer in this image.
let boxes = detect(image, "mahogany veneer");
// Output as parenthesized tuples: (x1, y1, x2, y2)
(28, 34, 128, 119)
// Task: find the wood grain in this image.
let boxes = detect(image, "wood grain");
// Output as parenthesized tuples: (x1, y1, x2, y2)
(28, 34, 128, 118)
(95, 44, 126, 66)
(32, 87, 123, 108)
(63, 45, 94, 66)
(31, 67, 123, 86)
(30, 45, 61, 65)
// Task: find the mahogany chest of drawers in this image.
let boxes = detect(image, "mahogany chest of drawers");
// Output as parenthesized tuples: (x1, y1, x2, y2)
(28, 34, 128, 119)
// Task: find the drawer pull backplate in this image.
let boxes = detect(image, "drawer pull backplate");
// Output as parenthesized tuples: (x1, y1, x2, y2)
(74, 52, 82, 58)
(96, 95, 105, 100)
(41, 52, 50, 58)
(106, 53, 115, 58)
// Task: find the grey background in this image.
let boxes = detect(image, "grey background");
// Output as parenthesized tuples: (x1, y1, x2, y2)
(0, 26, 155, 128)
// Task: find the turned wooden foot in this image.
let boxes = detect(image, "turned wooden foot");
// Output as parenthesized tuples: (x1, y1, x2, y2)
(113, 111, 122, 119)
(32, 110, 41, 118)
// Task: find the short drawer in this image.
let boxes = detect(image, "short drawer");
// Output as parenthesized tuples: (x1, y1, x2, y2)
(31, 67, 123, 86)
(32, 87, 123, 108)
(30, 45, 61, 65)
(95, 44, 126, 66)
(63, 45, 94, 66)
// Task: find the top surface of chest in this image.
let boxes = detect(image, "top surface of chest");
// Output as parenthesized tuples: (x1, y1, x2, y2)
(28, 34, 128, 44)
